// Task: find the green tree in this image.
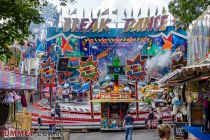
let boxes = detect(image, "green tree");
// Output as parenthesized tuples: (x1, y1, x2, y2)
(169, 0, 210, 29)
(0, 0, 48, 60)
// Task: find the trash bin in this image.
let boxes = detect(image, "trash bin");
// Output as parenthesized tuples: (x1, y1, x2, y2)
(63, 130, 70, 140)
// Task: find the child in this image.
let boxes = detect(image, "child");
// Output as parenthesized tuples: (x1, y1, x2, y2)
(157, 107, 163, 125)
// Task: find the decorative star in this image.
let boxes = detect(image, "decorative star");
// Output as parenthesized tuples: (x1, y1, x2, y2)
(40, 57, 56, 84)
(79, 56, 99, 81)
(127, 37, 134, 43)
(60, 37, 74, 55)
(161, 35, 174, 51)
(126, 53, 146, 81)
(101, 38, 107, 44)
(115, 37, 122, 44)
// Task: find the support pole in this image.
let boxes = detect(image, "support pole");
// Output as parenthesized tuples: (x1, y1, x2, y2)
(89, 81, 94, 119)
(135, 81, 139, 118)
(50, 82, 52, 108)
(120, 103, 122, 120)
(39, 75, 42, 100)
(108, 103, 110, 119)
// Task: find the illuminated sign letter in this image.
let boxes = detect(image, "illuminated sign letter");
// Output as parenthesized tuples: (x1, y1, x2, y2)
(123, 18, 136, 32)
(159, 15, 169, 31)
(153, 15, 161, 31)
(131, 18, 144, 32)
(72, 18, 80, 32)
(86, 18, 98, 32)
(98, 18, 112, 32)
(63, 18, 71, 32)
(147, 16, 154, 31)
(80, 18, 89, 32)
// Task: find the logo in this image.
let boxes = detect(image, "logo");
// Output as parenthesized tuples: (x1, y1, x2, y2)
(3, 130, 63, 137)
(4, 130, 34, 137)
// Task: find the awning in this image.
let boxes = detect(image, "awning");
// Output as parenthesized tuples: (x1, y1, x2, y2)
(90, 99, 142, 103)
(158, 63, 210, 87)
(0, 70, 37, 90)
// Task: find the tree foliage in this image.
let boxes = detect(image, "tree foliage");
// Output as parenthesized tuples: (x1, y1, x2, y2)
(169, 0, 210, 29)
(0, 0, 47, 60)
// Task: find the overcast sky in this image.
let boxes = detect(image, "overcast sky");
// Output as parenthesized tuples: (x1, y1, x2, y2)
(52, 0, 171, 20)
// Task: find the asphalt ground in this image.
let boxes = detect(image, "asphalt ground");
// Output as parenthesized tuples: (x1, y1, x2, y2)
(32, 129, 162, 140)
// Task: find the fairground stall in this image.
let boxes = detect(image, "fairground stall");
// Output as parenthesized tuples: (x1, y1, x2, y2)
(158, 6, 210, 140)
(0, 68, 37, 139)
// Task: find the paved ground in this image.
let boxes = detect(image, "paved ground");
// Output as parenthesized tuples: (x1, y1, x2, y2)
(70, 130, 159, 140)
(33, 129, 161, 140)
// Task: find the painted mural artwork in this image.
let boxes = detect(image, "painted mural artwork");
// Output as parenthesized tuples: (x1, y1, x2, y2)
(35, 25, 187, 83)
(19, 14, 188, 85)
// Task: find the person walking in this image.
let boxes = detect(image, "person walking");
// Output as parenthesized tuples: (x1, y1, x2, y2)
(50, 107, 55, 117)
(203, 96, 210, 133)
(157, 124, 171, 140)
(157, 107, 163, 126)
(147, 108, 155, 129)
(55, 102, 61, 118)
(123, 111, 134, 140)
(49, 107, 56, 133)
(37, 114, 42, 131)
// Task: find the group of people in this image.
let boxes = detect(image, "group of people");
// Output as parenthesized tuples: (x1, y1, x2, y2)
(123, 111, 171, 140)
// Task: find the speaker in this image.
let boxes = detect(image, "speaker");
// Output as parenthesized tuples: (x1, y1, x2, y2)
(81, 56, 89, 62)
(0, 103, 10, 127)
(57, 58, 69, 71)
(183, 131, 188, 139)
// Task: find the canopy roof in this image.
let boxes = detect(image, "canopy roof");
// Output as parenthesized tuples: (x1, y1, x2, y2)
(158, 62, 210, 87)
(0, 70, 37, 90)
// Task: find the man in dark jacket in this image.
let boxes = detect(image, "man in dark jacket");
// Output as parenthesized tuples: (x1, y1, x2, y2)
(55, 102, 61, 118)
(123, 111, 134, 140)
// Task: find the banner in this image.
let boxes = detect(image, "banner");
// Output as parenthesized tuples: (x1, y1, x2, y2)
(40, 57, 56, 84)
(79, 56, 99, 81)
(126, 53, 146, 81)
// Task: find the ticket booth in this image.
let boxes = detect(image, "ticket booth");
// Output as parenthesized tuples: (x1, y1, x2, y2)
(100, 102, 128, 130)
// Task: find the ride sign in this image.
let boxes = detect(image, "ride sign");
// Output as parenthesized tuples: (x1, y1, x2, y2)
(126, 53, 146, 81)
(79, 56, 99, 81)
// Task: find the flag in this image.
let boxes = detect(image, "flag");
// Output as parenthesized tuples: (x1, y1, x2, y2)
(70, 8, 77, 15)
(112, 9, 118, 15)
(91, 9, 93, 18)
(162, 6, 167, 15)
(147, 8, 150, 17)
(124, 9, 127, 17)
(83, 9, 85, 17)
(101, 8, 109, 16)
(59, 8, 62, 23)
(60, 8, 62, 16)
(138, 8, 141, 17)
(97, 9, 101, 17)
(155, 7, 158, 15)
(68, 9, 71, 16)
(131, 8, 133, 17)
